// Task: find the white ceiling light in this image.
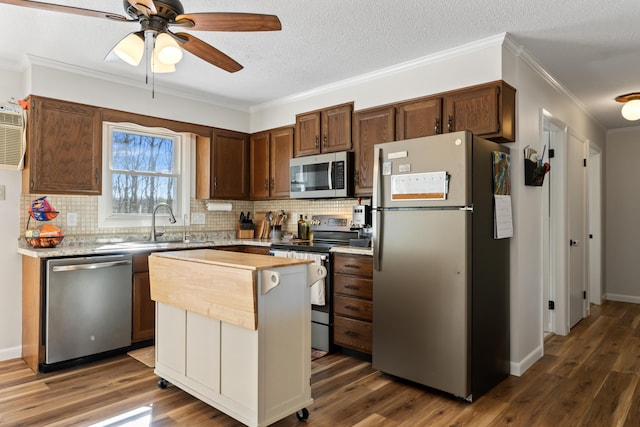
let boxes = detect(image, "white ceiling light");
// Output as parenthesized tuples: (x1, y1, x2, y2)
(616, 93, 640, 121)
(155, 33, 183, 65)
(151, 48, 176, 73)
(112, 32, 145, 66)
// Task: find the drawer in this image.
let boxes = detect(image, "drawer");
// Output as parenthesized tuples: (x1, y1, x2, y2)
(333, 316, 372, 354)
(334, 254, 373, 277)
(132, 253, 150, 273)
(334, 274, 372, 299)
(334, 295, 372, 321)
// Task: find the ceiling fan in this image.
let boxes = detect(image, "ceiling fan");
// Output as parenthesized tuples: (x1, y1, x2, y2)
(0, 0, 282, 73)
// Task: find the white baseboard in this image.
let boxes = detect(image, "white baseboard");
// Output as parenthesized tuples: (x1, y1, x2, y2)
(510, 344, 543, 377)
(0, 346, 21, 362)
(604, 294, 640, 304)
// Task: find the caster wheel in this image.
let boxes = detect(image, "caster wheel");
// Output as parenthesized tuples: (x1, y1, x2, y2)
(296, 408, 309, 421)
(157, 378, 169, 389)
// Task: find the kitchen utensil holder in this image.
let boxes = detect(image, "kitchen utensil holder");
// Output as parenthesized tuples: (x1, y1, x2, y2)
(524, 159, 546, 186)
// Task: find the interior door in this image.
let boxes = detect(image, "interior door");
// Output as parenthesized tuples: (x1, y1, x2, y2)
(568, 133, 587, 328)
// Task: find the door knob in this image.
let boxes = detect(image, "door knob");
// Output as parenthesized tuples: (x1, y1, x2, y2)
(570, 239, 579, 247)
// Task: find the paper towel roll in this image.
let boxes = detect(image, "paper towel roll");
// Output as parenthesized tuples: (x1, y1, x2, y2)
(205, 202, 233, 211)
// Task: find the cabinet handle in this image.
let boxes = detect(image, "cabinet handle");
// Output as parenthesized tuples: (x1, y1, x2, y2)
(434, 117, 441, 134)
(323, 135, 328, 147)
(30, 180, 34, 189)
(270, 178, 274, 189)
(95, 168, 100, 185)
(354, 170, 359, 184)
(344, 285, 359, 290)
(345, 305, 360, 312)
(345, 331, 360, 338)
(214, 176, 217, 190)
(264, 178, 268, 191)
(344, 264, 361, 270)
(315, 135, 319, 148)
(447, 115, 454, 132)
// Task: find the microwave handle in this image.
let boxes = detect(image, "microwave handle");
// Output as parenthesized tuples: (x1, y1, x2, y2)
(328, 160, 333, 190)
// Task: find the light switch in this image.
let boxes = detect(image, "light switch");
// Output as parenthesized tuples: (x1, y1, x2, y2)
(0, 185, 5, 201)
(67, 212, 78, 227)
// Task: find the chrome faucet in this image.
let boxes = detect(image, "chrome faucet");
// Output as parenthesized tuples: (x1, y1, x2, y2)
(151, 202, 177, 241)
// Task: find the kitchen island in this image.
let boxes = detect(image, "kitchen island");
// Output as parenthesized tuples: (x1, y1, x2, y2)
(149, 249, 326, 427)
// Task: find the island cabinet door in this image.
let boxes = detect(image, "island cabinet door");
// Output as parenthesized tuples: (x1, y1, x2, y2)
(156, 303, 186, 374)
(186, 312, 221, 392)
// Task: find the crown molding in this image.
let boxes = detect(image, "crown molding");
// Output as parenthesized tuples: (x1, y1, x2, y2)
(26, 54, 251, 113)
(251, 33, 508, 113)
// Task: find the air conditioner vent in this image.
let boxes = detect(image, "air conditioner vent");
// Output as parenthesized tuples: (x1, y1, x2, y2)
(0, 106, 25, 169)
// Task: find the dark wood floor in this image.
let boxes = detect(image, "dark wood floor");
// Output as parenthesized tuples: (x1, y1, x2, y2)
(1, 301, 640, 426)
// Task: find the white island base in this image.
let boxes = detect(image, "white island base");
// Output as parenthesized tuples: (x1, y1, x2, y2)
(149, 250, 325, 427)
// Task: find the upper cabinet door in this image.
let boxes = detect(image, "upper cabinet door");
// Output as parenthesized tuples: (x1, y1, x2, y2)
(25, 96, 102, 195)
(294, 111, 321, 156)
(269, 127, 294, 198)
(443, 81, 516, 143)
(396, 97, 443, 140)
(353, 106, 395, 197)
(321, 103, 353, 153)
(294, 102, 353, 156)
(212, 129, 249, 199)
(250, 132, 270, 200)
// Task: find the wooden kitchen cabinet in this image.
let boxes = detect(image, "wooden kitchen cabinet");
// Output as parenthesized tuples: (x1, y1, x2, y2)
(196, 129, 250, 200)
(250, 126, 293, 199)
(352, 105, 396, 196)
(23, 96, 102, 195)
(396, 96, 443, 139)
(443, 80, 516, 143)
(132, 253, 155, 343)
(333, 253, 373, 354)
(294, 103, 353, 156)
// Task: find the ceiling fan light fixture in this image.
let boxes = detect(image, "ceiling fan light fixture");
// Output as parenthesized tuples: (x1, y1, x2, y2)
(616, 93, 640, 121)
(151, 48, 176, 73)
(155, 32, 183, 65)
(113, 32, 145, 66)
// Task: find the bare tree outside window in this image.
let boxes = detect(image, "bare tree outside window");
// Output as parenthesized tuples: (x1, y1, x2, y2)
(110, 130, 177, 214)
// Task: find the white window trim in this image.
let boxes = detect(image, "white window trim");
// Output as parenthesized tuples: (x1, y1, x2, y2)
(98, 122, 193, 229)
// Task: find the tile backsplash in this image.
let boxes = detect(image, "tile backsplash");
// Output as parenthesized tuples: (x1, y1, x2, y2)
(20, 194, 365, 241)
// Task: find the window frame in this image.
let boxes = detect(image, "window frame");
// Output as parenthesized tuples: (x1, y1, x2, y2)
(98, 121, 192, 229)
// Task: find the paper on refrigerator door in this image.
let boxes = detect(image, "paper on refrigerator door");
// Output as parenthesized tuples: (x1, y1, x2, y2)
(390, 171, 448, 200)
(494, 195, 513, 239)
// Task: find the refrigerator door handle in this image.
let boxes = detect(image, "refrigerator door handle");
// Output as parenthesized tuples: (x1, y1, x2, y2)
(373, 146, 382, 271)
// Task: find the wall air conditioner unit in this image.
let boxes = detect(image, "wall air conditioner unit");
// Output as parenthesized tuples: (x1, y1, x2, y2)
(0, 104, 26, 169)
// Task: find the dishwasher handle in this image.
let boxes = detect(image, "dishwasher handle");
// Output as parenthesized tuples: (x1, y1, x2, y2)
(51, 260, 132, 272)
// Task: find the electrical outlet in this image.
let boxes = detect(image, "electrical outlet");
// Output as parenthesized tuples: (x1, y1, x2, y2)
(0, 185, 5, 201)
(191, 212, 205, 225)
(67, 212, 78, 227)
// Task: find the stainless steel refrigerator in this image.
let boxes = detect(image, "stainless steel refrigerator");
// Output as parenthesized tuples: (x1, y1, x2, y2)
(372, 131, 510, 401)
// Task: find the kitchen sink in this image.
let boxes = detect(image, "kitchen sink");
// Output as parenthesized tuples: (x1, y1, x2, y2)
(95, 239, 206, 251)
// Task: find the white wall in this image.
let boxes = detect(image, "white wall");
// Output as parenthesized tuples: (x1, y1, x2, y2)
(501, 40, 606, 374)
(0, 67, 26, 360)
(605, 127, 640, 302)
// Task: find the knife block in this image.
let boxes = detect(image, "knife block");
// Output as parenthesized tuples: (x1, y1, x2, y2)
(236, 222, 255, 239)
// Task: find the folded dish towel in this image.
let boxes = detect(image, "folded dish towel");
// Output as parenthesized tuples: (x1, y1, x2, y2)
(271, 250, 326, 306)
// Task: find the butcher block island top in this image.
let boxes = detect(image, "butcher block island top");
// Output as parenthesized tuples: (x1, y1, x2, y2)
(149, 249, 316, 330)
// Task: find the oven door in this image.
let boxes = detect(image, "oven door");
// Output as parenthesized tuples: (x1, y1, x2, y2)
(270, 249, 333, 352)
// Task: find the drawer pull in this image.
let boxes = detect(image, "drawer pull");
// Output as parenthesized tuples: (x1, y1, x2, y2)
(345, 305, 360, 311)
(344, 285, 359, 290)
(345, 331, 360, 337)
(344, 264, 361, 269)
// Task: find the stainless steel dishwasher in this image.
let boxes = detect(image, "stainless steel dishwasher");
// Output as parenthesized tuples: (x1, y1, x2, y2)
(45, 254, 133, 365)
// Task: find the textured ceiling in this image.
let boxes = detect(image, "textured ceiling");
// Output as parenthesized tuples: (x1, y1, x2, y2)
(1, 0, 639, 130)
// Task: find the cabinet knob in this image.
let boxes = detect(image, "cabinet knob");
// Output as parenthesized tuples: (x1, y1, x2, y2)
(447, 115, 454, 132)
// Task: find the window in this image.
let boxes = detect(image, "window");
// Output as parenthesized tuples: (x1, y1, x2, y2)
(99, 122, 192, 229)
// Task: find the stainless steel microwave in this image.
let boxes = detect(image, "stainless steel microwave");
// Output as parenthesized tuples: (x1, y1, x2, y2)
(290, 151, 353, 198)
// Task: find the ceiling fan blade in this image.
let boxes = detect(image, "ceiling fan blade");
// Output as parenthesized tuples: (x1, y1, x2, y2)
(127, 0, 156, 16)
(0, 0, 131, 21)
(175, 32, 243, 73)
(174, 12, 281, 32)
